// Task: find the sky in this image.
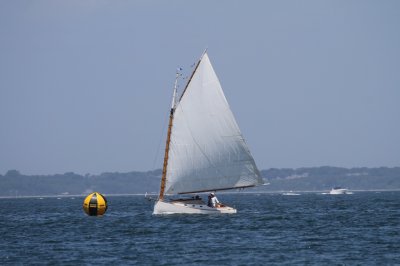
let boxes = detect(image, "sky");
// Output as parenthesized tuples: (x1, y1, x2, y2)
(0, 0, 399, 175)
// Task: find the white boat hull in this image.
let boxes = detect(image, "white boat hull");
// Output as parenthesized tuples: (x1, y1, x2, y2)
(330, 188, 349, 195)
(153, 200, 237, 215)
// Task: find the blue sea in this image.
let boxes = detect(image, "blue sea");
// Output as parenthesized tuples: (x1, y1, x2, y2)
(0, 192, 399, 265)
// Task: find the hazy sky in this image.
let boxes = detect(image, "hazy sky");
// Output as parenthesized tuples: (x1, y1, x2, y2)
(0, 1, 399, 175)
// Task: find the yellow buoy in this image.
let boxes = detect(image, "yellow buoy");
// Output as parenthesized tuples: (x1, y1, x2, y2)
(83, 192, 108, 216)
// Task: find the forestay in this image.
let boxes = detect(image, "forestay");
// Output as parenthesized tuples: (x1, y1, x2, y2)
(164, 53, 262, 194)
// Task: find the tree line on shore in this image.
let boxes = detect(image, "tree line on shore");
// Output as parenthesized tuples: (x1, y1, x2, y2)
(1, 166, 399, 197)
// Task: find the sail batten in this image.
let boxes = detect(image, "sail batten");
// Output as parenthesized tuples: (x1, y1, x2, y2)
(164, 53, 262, 195)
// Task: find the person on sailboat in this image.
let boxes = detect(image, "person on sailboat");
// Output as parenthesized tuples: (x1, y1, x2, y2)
(207, 193, 220, 208)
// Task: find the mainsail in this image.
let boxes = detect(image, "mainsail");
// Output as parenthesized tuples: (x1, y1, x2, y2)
(163, 53, 262, 195)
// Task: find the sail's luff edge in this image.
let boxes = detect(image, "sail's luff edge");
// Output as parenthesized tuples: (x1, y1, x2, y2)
(178, 52, 206, 102)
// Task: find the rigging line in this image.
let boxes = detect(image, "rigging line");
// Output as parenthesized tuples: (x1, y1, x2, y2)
(151, 109, 170, 171)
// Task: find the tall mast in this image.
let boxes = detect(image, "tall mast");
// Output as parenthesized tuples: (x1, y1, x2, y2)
(158, 71, 180, 200)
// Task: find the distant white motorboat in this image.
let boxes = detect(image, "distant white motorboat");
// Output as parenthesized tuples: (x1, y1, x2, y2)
(329, 187, 350, 195)
(153, 51, 263, 215)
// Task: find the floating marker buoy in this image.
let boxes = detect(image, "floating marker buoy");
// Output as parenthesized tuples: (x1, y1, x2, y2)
(83, 192, 108, 216)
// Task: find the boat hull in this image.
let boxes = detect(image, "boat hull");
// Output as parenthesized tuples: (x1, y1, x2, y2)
(330, 188, 349, 195)
(153, 200, 237, 215)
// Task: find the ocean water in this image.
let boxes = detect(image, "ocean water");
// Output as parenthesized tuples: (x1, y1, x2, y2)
(0, 192, 399, 265)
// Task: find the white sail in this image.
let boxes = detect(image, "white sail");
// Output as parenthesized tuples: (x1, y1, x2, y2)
(164, 53, 262, 194)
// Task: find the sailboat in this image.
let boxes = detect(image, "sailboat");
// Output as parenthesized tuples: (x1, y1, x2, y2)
(153, 51, 263, 214)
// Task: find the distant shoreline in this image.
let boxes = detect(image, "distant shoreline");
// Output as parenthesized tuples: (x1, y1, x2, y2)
(1, 167, 399, 197)
(1, 189, 400, 199)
